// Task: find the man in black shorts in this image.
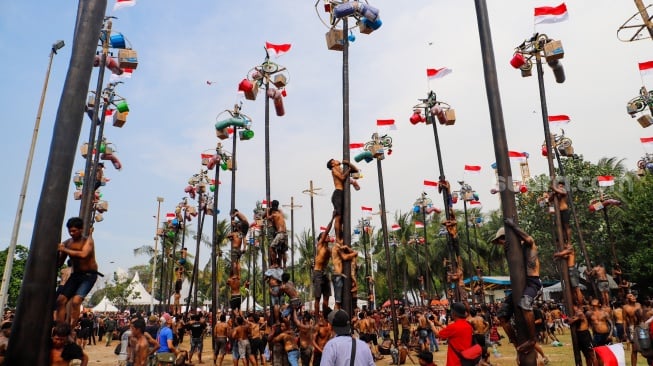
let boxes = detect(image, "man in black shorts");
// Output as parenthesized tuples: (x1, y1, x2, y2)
(327, 158, 358, 241)
(312, 217, 334, 317)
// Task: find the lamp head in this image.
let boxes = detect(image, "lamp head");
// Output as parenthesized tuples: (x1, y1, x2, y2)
(52, 40, 65, 53)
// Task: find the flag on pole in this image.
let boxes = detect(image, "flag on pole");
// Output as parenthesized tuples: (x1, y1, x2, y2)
(548, 115, 570, 126)
(426, 67, 452, 80)
(639, 61, 653, 77)
(261, 200, 268, 208)
(320, 226, 327, 232)
(640, 137, 653, 148)
(166, 213, 176, 221)
(415, 221, 425, 229)
(424, 180, 438, 188)
(109, 68, 133, 82)
(377, 119, 397, 132)
(594, 344, 626, 366)
(597, 176, 615, 187)
(265, 42, 292, 57)
(469, 200, 482, 209)
(105, 109, 114, 121)
(361, 206, 373, 212)
(113, 0, 135, 11)
(464, 165, 482, 174)
(508, 151, 528, 162)
(391, 224, 401, 231)
(534, 3, 569, 24)
(350, 142, 365, 154)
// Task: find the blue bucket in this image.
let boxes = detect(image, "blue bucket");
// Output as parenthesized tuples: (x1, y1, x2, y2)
(110, 34, 126, 49)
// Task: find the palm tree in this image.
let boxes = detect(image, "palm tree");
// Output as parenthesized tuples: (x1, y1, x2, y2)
(294, 229, 315, 302)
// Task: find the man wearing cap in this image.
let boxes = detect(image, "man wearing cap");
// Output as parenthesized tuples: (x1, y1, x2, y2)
(417, 351, 436, 366)
(435, 302, 472, 366)
(320, 309, 375, 366)
(156, 313, 177, 364)
(491, 218, 542, 354)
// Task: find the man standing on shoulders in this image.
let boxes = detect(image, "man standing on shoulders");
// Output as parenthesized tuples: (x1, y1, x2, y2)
(56, 217, 100, 326)
(320, 309, 375, 366)
(313, 216, 334, 317)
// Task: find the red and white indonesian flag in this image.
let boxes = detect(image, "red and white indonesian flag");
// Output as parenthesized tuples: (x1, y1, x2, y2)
(469, 200, 482, 209)
(640, 137, 653, 148)
(113, 0, 135, 11)
(350, 142, 365, 152)
(597, 176, 615, 187)
(534, 3, 568, 24)
(424, 180, 438, 188)
(361, 206, 373, 214)
(261, 199, 268, 208)
(104, 109, 114, 121)
(377, 119, 396, 132)
(109, 68, 133, 82)
(548, 114, 570, 126)
(166, 213, 176, 221)
(509, 151, 528, 162)
(426, 67, 452, 80)
(391, 224, 401, 231)
(265, 42, 292, 57)
(639, 61, 653, 77)
(320, 226, 328, 233)
(464, 165, 481, 174)
(594, 344, 626, 366)
(415, 221, 425, 229)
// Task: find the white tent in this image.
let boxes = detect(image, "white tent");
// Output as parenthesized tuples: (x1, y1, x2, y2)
(240, 296, 263, 312)
(128, 272, 159, 305)
(92, 296, 119, 313)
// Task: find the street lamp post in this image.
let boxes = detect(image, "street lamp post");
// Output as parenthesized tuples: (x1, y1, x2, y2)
(0, 40, 64, 312)
(302, 181, 322, 254)
(283, 197, 302, 282)
(354, 131, 398, 342)
(151, 197, 164, 312)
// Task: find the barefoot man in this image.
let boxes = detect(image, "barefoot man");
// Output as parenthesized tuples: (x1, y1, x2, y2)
(491, 218, 542, 354)
(265, 200, 288, 268)
(331, 239, 358, 310)
(326, 159, 359, 241)
(313, 216, 334, 317)
(553, 242, 584, 305)
(56, 217, 100, 326)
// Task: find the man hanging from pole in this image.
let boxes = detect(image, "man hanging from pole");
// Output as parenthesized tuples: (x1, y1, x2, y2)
(491, 218, 542, 354)
(326, 159, 359, 242)
(313, 215, 334, 317)
(56, 217, 101, 326)
(265, 200, 287, 269)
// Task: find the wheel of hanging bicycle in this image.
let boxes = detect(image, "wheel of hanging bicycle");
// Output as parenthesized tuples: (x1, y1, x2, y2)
(558, 137, 572, 149)
(314, 0, 371, 30)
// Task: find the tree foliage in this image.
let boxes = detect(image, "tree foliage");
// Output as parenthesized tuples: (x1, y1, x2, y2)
(0, 245, 29, 309)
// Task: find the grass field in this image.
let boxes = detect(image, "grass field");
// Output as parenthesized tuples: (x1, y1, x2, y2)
(467, 330, 648, 366)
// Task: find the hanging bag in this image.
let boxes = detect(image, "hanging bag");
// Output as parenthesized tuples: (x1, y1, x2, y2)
(450, 331, 482, 366)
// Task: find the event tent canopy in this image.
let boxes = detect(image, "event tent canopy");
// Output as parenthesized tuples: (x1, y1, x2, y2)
(91, 296, 119, 313)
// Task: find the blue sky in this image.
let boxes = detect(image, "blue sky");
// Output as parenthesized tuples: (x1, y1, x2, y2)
(0, 1, 651, 289)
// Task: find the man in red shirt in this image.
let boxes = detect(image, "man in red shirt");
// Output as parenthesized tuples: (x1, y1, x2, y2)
(436, 302, 473, 366)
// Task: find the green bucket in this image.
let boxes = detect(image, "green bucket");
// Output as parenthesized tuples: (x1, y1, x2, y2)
(116, 101, 129, 113)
